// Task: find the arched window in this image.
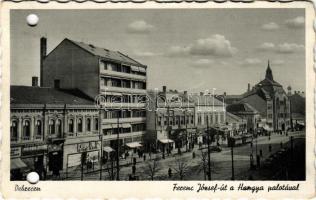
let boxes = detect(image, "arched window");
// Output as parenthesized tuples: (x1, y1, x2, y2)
(56, 119, 62, 135)
(77, 118, 83, 132)
(68, 119, 74, 133)
(23, 120, 31, 139)
(95, 118, 99, 131)
(35, 120, 42, 136)
(11, 120, 18, 141)
(276, 97, 280, 109)
(49, 119, 55, 135)
(86, 118, 91, 131)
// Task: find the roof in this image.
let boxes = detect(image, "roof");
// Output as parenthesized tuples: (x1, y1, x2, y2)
(257, 78, 282, 87)
(226, 102, 259, 114)
(10, 86, 95, 105)
(226, 112, 244, 123)
(239, 93, 267, 117)
(66, 39, 146, 68)
(189, 94, 224, 106)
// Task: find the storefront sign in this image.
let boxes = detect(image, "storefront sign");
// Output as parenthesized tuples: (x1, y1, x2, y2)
(77, 141, 99, 153)
(22, 145, 47, 156)
(11, 147, 21, 158)
(47, 144, 63, 152)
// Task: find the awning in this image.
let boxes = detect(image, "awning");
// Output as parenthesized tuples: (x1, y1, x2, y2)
(11, 158, 27, 170)
(131, 66, 139, 72)
(297, 121, 305, 126)
(125, 142, 142, 148)
(159, 139, 174, 144)
(103, 146, 114, 153)
(263, 125, 273, 131)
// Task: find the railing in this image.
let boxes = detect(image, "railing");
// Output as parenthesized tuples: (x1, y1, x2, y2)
(102, 102, 146, 109)
(34, 135, 43, 140)
(11, 137, 18, 142)
(100, 69, 146, 81)
(100, 86, 146, 94)
(102, 117, 145, 124)
(22, 136, 31, 141)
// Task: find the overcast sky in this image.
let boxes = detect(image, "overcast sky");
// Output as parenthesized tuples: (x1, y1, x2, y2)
(11, 9, 305, 94)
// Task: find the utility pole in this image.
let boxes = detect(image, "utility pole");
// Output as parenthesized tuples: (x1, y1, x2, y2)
(230, 137, 235, 180)
(116, 110, 120, 180)
(207, 119, 211, 180)
(99, 107, 103, 180)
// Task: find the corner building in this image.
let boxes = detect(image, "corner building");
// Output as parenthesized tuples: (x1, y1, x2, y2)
(42, 38, 147, 158)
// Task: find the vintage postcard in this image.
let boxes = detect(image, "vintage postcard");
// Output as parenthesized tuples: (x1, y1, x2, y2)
(0, 1, 315, 199)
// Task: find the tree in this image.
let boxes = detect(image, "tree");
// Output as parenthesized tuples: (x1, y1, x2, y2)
(173, 157, 189, 180)
(198, 149, 218, 180)
(144, 160, 161, 180)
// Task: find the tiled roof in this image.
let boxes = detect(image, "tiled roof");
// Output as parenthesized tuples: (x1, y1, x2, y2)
(226, 102, 259, 114)
(67, 39, 146, 67)
(239, 94, 267, 117)
(10, 86, 94, 105)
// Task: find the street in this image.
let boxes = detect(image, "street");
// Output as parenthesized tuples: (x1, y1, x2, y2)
(56, 131, 305, 181)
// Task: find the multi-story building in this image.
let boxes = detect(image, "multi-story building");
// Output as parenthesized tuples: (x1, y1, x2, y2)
(146, 87, 196, 154)
(190, 93, 226, 144)
(10, 77, 100, 179)
(41, 37, 147, 155)
(224, 62, 291, 132)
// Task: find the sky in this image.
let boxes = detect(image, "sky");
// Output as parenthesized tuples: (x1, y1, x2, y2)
(10, 9, 305, 95)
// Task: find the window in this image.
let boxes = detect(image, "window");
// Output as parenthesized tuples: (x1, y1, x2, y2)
(86, 118, 91, 131)
(23, 120, 31, 139)
(95, 118, 99, 131)
(49, 119, 55, 135)
(158, 116, 162, 126)
(11, 120, 18, 141)
(77, 118, 83, 132)
(68, 119, 74, 133)
(56, 119, 62, 135)
(35, 120, 42, 136)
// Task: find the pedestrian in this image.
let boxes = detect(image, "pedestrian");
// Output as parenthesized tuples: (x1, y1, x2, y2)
(168, 168, 172, 178)
(143, 154, 146, 161)
(132, 165, 136, 174)
(260, 149, 263, 157)
(269, 144, 272, 152)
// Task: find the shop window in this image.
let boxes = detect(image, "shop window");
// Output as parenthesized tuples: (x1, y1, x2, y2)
(11, 120, 18, 141)
(77, 118, 83, 132)
(49, 119, 55, 135)
(68, 119, 74, 133)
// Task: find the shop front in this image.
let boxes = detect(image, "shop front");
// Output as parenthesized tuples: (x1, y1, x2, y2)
(63, 138, 101, 176)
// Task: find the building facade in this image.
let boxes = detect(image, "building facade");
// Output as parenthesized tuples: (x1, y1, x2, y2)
(41, 38, 147, 155)
(225, 62, 291, 132)
(10, 82, 100, 179)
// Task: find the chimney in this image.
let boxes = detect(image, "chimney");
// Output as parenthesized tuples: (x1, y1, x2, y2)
(162, 86, 167, 93)
(247, 83, 250, 92)
(223, 92, 227, 96)
(184, 91, 187, 95)
(40, 37, 47, 87)
(32, 76, 38, 87)
(200, 92, 204, 96)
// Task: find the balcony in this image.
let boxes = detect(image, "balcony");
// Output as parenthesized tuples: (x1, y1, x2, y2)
(100, 85, 146, 94)
(102, 117, 146, 124)
(34, 135, 43, 140)
(100, 69, 146, 81)
(22, 136, 31, 141)
(103, 131, 145, 140)
(102, 102, 146, 109)
(11, 137, 18, 143)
